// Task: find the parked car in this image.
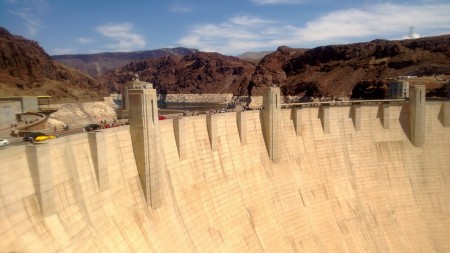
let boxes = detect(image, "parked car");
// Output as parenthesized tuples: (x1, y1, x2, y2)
(23, 132, 46, 142)
(22, 132, 57, 142)
(34, 134, 57, 142)
(84, 124, 100, 132)
(0, 139, 9, 147)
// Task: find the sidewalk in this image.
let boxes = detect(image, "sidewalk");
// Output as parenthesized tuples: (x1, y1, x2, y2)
(0, 114, 45, 144)
(0, 127, 22, 145)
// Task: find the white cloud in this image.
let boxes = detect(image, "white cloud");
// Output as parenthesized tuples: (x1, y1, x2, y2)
(77, 37, 94, 44)
(178, 3, 450, 55)
(52, 48, 75, 55)
(7, 0, 49, 37)
(96, 22, 146, 52)
(294, 3, 450, 43)
(9, 8, 41, 36)
(178, 18, 283, 54)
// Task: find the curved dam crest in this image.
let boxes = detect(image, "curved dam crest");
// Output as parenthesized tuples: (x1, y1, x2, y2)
(1, 87, 450, 252)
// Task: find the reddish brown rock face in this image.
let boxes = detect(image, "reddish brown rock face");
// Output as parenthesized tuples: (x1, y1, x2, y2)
(2, 25, 449, 102)
(104, 36, 450, 99)
(0, 27, 107, 102)
(101, 52, 256, 97)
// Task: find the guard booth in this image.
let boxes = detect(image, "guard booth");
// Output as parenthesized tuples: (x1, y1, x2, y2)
(388, 80, 409, 99)
(37, 96, 52, 111)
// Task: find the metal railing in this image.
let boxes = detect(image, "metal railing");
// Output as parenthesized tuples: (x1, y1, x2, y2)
(281, 98, 407, 108)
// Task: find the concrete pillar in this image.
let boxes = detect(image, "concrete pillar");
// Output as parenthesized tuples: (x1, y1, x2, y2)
(26, 143, 55, 217)
(206, 114, 218, 152)
(88, 131, 109, 191)
(261, 87, 281, 163)
(352, 103, 361, 131)
(173, 118, 187, 160)
(409, 85, 426, 147)
(119, 87, 130, 118)
(292, 108, 302, 136)
(442, 81, 450, 127)
(445, 81, 450, 126)
(381, 103, 390, 129)
(320, 104, 330, 134)
(447, 81, 450, 100)
(128, 88, 161, 209)
(237, 111, 247, 145)
(442, 101, 450, 127)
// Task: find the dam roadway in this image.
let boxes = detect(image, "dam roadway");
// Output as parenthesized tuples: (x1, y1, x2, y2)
(1, 86, 450, 252)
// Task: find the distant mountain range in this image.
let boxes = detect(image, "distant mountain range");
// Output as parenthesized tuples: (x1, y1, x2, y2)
(51, 48, 199, 77)
(236, 51, 273, 63)
(1, 26, 449, 102)
(51, 48, 272, 78)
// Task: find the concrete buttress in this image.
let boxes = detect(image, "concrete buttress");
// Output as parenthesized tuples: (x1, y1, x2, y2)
(409, 85, 426, 147)
(320, 104, 330, 133)
(381, 102, 390, 129)
(88, 131, 110, 191)
(292, 107, 302, 136)
(128, 88, 162, 209)
(174, 118, 187, 160)
(443, 101, 450, 127)
(237, 111, 247, 145)
(352, 103, 362, 131)
(207, 114, 218, 151)
(261, 87, 281, 163)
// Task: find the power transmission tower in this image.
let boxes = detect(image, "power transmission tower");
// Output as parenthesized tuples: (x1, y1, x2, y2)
(409, 26, 415, 38)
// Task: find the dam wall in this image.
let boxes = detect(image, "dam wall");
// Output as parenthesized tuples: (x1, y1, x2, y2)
(1, 97, 450, 251)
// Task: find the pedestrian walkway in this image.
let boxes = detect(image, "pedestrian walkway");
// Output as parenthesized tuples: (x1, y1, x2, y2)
(0, 113, 46, 145)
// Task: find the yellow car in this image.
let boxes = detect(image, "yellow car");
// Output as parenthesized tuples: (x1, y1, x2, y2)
(34, 134, 57, 142)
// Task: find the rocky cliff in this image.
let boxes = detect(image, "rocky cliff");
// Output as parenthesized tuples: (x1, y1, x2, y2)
(103, 35, 450, 99)
(1, 26, 449, 102)
(250, 36, 450, 98)
(101, 52, 256, 96)
(0, 27, 106, 102)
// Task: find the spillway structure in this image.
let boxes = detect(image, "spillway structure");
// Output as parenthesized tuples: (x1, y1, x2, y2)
(1, 84, 450, 252)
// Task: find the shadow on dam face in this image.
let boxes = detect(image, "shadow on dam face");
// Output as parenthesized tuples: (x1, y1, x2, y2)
(1, 94, 450, 252)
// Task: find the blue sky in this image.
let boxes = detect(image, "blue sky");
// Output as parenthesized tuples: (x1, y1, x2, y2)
(1, 0, 450, 56)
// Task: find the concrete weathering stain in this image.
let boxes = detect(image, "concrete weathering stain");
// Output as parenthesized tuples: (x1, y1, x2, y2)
(1, 85, 450, 252)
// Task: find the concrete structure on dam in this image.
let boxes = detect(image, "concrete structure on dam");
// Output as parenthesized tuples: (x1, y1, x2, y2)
(1, 84, 450, 252)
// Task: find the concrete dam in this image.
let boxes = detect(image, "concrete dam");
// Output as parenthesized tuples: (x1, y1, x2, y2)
(1, 85, 450, 252)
